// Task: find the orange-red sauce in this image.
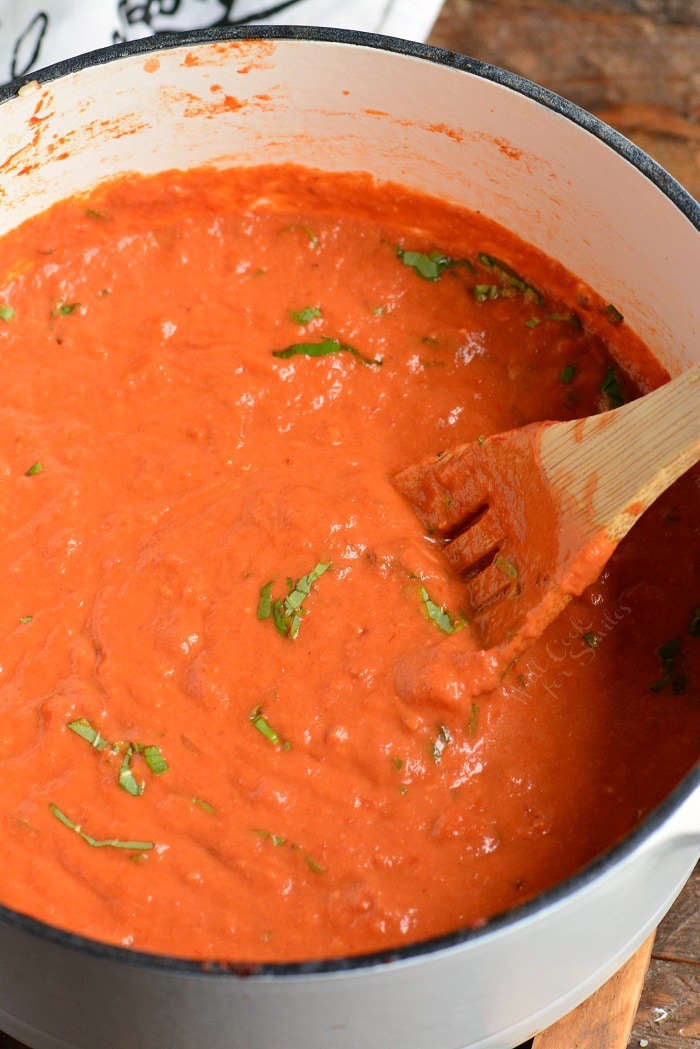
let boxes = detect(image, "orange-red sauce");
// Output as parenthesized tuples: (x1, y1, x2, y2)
(0, 166, 697, 961)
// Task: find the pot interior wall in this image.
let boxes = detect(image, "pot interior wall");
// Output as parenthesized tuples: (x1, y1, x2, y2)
(0, 36, 697, 378)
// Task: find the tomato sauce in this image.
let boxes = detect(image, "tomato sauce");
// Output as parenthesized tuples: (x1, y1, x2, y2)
(0, 165, 697, 961)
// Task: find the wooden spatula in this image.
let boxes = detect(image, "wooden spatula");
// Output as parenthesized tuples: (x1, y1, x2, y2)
(393, 365, 700, 704)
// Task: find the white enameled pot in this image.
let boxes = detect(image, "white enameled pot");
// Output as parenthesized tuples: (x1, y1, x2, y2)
(0, 28, 698, 1049)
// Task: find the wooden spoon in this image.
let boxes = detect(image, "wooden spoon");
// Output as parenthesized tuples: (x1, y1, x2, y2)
(393, 365, 700, 705)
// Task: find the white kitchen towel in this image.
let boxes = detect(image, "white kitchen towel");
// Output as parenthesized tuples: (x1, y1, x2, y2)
(1, 1, 444, 84)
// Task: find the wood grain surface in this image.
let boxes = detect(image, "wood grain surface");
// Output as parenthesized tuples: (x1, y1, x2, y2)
(531, 934, 656, 1048)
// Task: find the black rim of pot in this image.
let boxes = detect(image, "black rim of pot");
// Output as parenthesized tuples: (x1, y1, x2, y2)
(0, 24, 697, 979)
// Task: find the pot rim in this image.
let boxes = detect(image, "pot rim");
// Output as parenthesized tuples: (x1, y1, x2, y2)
(0, 24, 697, 980)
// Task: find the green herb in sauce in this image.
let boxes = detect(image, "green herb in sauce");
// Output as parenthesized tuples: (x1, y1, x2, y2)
(289, 305, 322, 325)
(24, 461, 43, 477)
(252, 828, 325, 873)
(252, 828, 287, 847)
(650, 637, 685, 694)
(432, 723, 451, 764)
(49, 803, 154, 851)
(547, 312, 581, 328)
(55, 302, 81, 316)
(273, 338, 381, 367)
(259, 561, 332, 640)
(477, 253, 543, 303)
(249, 705, 290, 749)
(139, 744, 169, 776)
(192, 797, 216, 814)
(257, 581, 274, 620)
(118, 745, 144, 797)
(67, 718, 109, 752)
(604, 303, 624, 325)
(560, 364, 578, 384)
(419, 587, 465, 634)
(19, 615, 33, 625)
(395, 246, 454, 281)
(467, 702, 479, 738)
(66, 720, 168, 793)
(494, 554, 519, 580)
(601, 368, 625, 409)
(0, 304, 15, 321)
(582, 631, 600, 648)
(280, 224, 317, 244)
(473, 284, 501, 303)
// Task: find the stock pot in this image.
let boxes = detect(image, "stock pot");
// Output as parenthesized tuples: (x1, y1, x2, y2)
(0, 26, 698, 1049)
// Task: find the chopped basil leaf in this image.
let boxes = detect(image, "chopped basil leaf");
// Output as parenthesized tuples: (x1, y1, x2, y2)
(560, 364, 578, 384)
(432, 723, 451, 764)
(252, 828, 287, 847)
(399, 784, 409, 795)
(271, 598, 290, 637)
(249, 705, 289, 748)
(582, 631, 599, 648)
(525, 317, 540, 328)
(273, 338, 381, 367)
(0, 304, 15, 321)
(473, 284, 501, 302)
(280, 223, 317, 244)
(118, 745, 144, 797)
(67, 718, 109, 751)
(604, 303, 624, 325)
(689, 607, 700, 637)
(658, 638, 681, 662)
(85, 208, 106, 220)
(420, 587, 465, 634)
(289, 305, 322, 325)
(49, 803, 154, 851)
(192, 797, 215, 814)
(547, 312, 581, 328)
(141, 744, 169, 776)
(67, 720, 168, 787)
(601, 368, 625, 408)
(391, 756, 404, 770)
(477, 253, 543, 303)
(396, 246, 454, 281)
(257, 581, 274, 619)
(56, 302, 81, 316)
(494, 554, 519, 580)
(252, 828, 325, 872)
(19, 615, 33, 624)
(467, 702, 479, 738)
(650, 637, 685, 694)
(25, 461, 43, 477)
(261, 561, 332, 639)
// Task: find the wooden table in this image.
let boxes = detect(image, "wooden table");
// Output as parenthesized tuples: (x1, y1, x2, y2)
(429, 4, 699, 1047)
